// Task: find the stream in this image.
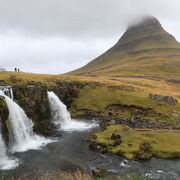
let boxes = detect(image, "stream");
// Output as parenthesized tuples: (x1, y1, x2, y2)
(1, 120, 180, 180)
(0, 89, 180, 179)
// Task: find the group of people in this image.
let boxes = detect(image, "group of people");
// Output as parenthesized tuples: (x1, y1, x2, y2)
(14, 68, 20, 72)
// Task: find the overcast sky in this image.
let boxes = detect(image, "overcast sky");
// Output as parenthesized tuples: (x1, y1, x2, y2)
(0, 0, 180, 74)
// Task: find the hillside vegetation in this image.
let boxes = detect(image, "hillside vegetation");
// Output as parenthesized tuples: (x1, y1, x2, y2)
(69, 17, 180, 78)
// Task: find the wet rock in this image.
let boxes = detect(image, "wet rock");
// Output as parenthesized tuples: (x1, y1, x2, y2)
(91, 167, 106, 177)
(13, 85, 51, 135)
(89, 143, 97, 151)
(51, 123, 61, 130)
(111, 131, 121, 140)
(0, 96, 9, 144)
(89, 143, 108, 154)
(96, 145, 108, 154)
(136, 141, 153, 160)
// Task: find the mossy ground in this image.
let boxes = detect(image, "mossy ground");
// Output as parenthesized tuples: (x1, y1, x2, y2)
(92, 125, 180, 159)
(72, 86, 180, 127)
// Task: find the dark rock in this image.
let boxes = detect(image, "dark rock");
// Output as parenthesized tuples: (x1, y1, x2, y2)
(13, 85, 51, 135)
(51, 123, 61, 130)
(96, 145, 108, 154)
(167, 96, 178, 105)
(149, 94, 177, 105)
(108, 111, 113, 117)
(136, 141, 153, 160)
(111, 131, 121, 140)
(91, 167, 106, 177)
(0, 96, 9, 144)
(140, 141, 153, 153)
(89, 143, 97, 151)
(113, 139, 121, 146)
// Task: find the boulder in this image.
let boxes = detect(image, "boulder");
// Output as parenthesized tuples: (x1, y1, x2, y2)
(136, 141, 153, 160)
(96, 145, 108, 154)
(113, 139, 121, 146)
(111, 131, 121, 140)
(91, 167, 106, 177)
(89, 143, 97, 151)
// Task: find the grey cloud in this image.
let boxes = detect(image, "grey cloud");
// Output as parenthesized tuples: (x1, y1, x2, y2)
(0, 0, 179, 73)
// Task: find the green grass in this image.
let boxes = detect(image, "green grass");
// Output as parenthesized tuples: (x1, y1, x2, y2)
(92, 125, 180, 159)
(72, 86, 180, 126)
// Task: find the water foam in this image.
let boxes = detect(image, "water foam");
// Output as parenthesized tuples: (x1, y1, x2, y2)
(0, 90, 52, 153)
(48, 91, 98, 131)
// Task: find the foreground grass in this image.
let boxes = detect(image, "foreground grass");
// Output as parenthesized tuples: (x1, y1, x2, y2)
(0, 170, 146, 180)
(92, 125, 180, 159)
(0, 170, 90, 180)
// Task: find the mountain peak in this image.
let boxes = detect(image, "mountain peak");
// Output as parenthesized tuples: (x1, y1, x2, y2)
(115, 16, 176, 51)
(127, 16, 161, 30)
(69, 17, 180, 77)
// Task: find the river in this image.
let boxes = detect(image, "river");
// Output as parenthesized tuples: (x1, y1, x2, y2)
(1, 120, 180, 180)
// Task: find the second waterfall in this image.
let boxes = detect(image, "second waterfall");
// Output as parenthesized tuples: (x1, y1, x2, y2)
(47, 91, 98, 131)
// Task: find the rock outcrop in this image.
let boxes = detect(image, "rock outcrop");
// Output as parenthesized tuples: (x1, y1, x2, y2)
(149, 94, 177, 105)
(0, 96, 9, 144)
(13, 85, 52, 135)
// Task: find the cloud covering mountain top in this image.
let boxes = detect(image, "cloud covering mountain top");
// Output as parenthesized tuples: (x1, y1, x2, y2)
(0, 0, 179, 74)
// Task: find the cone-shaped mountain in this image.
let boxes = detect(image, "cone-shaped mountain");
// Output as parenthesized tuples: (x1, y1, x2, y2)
(69, 17, 180, 78)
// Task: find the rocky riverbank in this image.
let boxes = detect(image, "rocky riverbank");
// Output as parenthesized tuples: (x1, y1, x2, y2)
(89, 125, 180, 160)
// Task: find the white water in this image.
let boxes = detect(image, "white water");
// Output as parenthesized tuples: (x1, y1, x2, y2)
(47, 91, 98, 131)
(10, 88, 14, 100)
(0, 132, 19, 170)
(0, 91, 19, 169)
(0, 90, 52, 153)
(0, 128, 19, 170)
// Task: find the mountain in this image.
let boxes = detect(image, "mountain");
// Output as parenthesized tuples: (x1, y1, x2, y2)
(69, 16, 180, 78)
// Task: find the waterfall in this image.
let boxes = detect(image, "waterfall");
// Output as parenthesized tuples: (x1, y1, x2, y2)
(47, 91, 98, 131)
(0, 114, 18, 170)
(47, 91, 71, 129)
(0, 90, 52, 153)
(0, 86, 14, 99)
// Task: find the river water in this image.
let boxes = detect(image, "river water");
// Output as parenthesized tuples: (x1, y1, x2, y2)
(1, 120, 180, 180)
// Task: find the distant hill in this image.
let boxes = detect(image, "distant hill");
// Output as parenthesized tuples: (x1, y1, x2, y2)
(69, 17, 180, 78)
(0, 67, 6, 72)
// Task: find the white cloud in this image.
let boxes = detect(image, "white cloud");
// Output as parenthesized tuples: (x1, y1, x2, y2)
(0, 0, 179, 73)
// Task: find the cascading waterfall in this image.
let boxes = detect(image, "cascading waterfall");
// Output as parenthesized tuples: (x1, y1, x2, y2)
(0, 90, 52, 153)
(47, 91, 98, 131)
(0, 91, 19, 170)
(0, 127, 18, 170)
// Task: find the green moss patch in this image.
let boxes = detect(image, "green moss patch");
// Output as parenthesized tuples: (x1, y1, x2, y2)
(92, 125, 180, 159)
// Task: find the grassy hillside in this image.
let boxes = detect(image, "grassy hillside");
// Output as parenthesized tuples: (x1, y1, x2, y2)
(69, 17, 180, 78)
